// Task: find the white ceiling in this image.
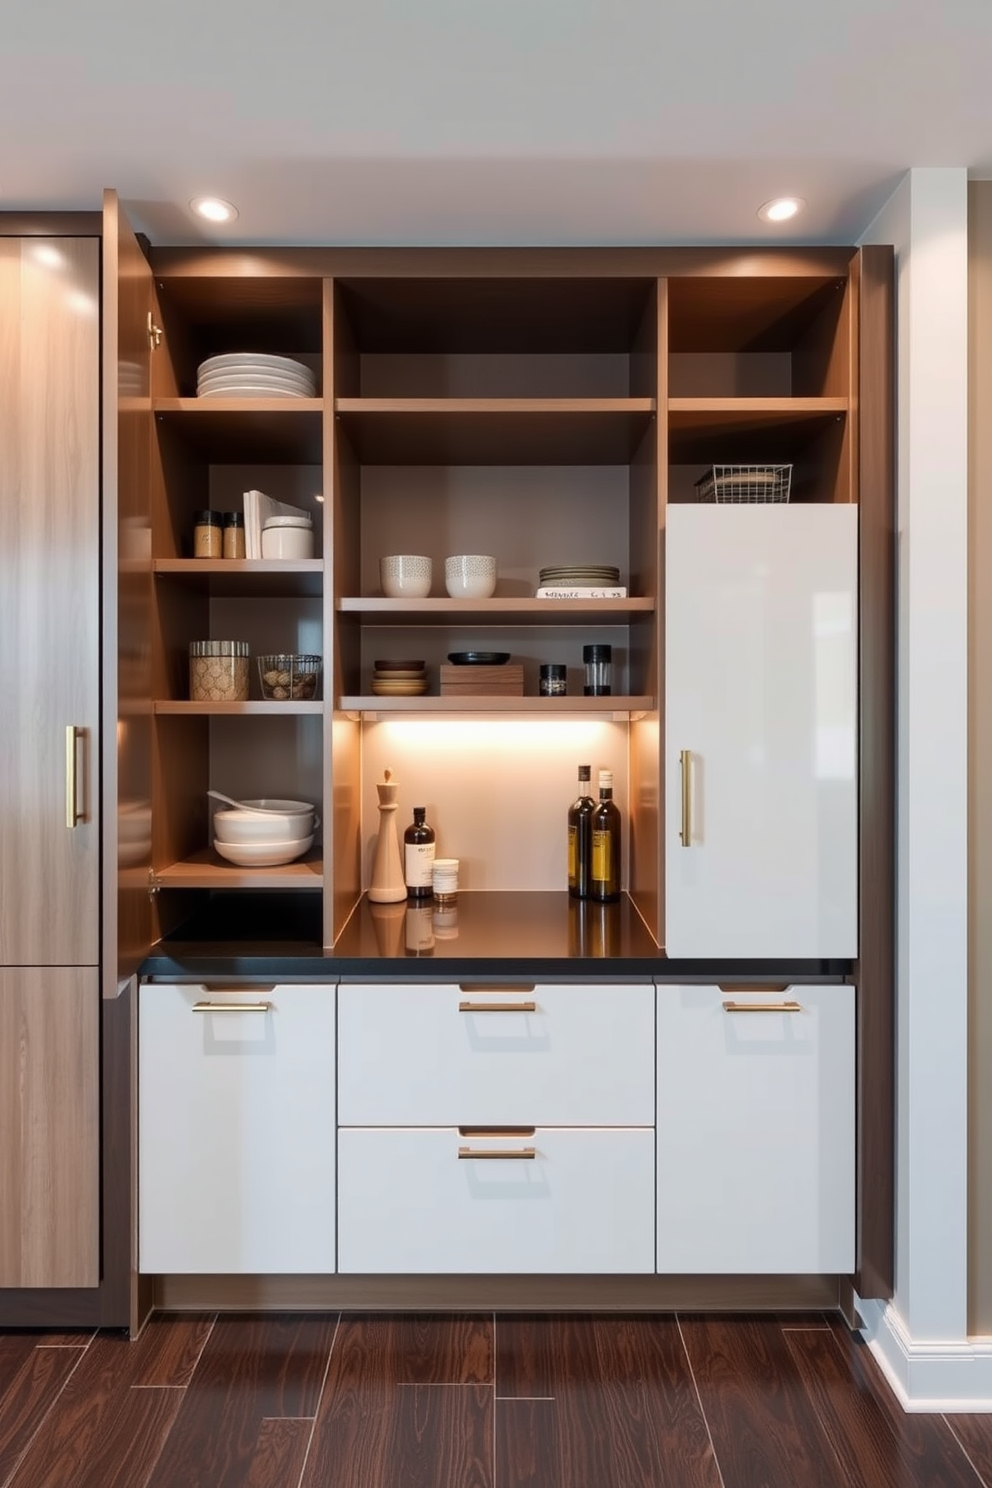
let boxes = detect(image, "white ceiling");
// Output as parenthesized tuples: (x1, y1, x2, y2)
(2, 0, 991, 247)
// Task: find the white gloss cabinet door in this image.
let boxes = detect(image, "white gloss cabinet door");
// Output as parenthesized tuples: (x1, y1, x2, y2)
(337, 983, 655, 1126)
(656, 985, 855, 1274)
(338, 1128, 655, 1274)
(665, 505, 858, 958)
(139, 984, 335, 1274)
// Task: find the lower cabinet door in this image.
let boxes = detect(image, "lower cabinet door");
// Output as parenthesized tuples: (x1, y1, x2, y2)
(656, 985, 855, 1274)
(139, 984, 335, 1274)
(338, 1128, 655, 1274)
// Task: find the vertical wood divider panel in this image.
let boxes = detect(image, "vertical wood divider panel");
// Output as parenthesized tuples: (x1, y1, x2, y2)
(103, 190, 156, 989)
(327, 279, 363, 942)
(628, 279, 665, 943)
(853, 244, 896, 1299)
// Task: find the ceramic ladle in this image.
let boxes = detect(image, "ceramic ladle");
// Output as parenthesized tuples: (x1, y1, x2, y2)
(207, 790, 290, 815)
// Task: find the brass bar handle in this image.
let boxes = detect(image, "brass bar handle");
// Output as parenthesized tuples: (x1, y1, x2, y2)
(458, 1000, 538, 1013)
(65, 726, 80, 829)
(192, 1001, 272, 1014)
(458, 1146, 536, 1160)
(722, 1000, 803, 1013)
(679, 749, 691, 846)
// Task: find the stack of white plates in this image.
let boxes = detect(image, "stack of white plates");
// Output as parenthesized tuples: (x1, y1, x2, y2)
(196, 353, 317, 399)
(539, 565, 621, 586)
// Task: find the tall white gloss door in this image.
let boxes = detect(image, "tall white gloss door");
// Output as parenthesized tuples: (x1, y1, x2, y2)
(665, 505, 858, 958)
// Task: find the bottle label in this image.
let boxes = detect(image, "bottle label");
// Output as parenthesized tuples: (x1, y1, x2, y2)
(405, 842, 435, 888)
(591, 830, 612, 884)
(567, 826, 577, 883)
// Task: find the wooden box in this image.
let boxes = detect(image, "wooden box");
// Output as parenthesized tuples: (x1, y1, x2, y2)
(439, 663, 524, 696)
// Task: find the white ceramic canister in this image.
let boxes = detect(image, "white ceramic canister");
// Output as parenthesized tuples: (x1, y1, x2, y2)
(261, 514, 314, 560)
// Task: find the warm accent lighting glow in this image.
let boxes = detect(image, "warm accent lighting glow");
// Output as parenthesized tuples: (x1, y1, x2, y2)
(758, 197, 805, 224)
(190, 196, 239, 223)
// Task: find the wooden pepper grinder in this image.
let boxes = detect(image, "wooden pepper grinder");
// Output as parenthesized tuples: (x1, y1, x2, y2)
(368, 767, 407, 902)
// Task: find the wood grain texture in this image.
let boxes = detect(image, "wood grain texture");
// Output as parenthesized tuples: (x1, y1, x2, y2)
(0, 1343, 86, 1487)
(143, 1314, 338, 1488)
(0, 968, 99, 1289)
(680, 1315, 853, 1488)
(947, 1416, 992, 1488)
(785, 1326, 984, 1488)
(0, 235, 100, 966)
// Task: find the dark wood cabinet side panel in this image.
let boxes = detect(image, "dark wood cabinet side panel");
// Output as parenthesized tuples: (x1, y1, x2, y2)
(854, 243, 896, 1301)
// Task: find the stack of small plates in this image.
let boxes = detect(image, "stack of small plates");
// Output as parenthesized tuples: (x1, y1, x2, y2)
(539, 565, 621, 586)
(196, 353, 317, 399)
(370, 659, 429, 698)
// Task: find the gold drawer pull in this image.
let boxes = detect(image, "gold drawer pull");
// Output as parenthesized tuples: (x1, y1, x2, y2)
(65, 725, 81, 828)
(459, 1000, 537, 1013)
(192, 1001, 272, 1014)
(458, 1146, 536, 1160)
(679, 749, 692, 846)
(722, 1000, 803, 1014)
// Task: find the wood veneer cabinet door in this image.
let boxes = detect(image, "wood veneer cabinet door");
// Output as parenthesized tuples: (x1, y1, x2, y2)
(0, 237, 100, 965)
(0, 967, 99, 1286)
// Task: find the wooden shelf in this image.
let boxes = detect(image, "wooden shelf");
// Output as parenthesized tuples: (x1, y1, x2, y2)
(667, 399, 847, 463)
(154, 700, 324, 716)
(339, 695, 654, 717)
(155, 846, 323, 889)
(337, 597, 654, 625)
(154, 559, 323, 598)
(153, 399, 323, 461)
(334, 398, 656, 464)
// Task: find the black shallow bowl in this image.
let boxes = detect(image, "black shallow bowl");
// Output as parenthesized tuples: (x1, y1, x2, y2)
(447, 651, 511, 666)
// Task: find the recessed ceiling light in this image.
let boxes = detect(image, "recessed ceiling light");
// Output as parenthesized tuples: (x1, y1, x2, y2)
(758, 197, 805, 224)
(190, 196, 239, 223)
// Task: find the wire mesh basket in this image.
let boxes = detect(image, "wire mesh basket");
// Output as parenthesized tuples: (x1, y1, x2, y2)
(694, 464, 792, 504)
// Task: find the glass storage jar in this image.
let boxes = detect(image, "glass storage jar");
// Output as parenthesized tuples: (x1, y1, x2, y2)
(189, 640, 250, 701)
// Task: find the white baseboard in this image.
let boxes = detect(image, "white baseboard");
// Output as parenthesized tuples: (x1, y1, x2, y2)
(858, 1297, 992, 1411)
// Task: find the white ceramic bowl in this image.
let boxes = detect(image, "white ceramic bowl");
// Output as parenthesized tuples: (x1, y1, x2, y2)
(212, 798, 316, 844)
(213, 835, 314, 867)
(444, 554, 496, 599)
(380, 554, 432, 598)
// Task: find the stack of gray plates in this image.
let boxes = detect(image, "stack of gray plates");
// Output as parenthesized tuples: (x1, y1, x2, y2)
(196, 353, 316, 399)
(539, 565, 621, 586)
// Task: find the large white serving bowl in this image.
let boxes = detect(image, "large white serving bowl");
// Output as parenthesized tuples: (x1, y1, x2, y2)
(212, 798, 316, 844)
(213, 835, 314, 867)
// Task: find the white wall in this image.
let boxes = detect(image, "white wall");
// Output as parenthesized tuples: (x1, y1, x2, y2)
(859, 168, 974, 1403)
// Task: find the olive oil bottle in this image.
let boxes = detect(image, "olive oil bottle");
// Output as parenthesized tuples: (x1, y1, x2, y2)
(589, 769, 621, 903)
(567, 764, 595, 898)
(404, 806, 436, 900)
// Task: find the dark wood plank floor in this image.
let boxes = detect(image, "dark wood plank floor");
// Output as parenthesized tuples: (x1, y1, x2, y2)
(2, 1311, 991, 1488)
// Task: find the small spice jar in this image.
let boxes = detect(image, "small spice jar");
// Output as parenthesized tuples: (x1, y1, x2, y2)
(222, 511, 246, 560)
(539, 663, 567, 697)
(189, 640, 250, 701)
(193, 509, 223, 559)
(583, 644, 612, 696)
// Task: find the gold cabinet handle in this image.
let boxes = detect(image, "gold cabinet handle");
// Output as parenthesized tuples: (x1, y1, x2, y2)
(192, 1001, 272, 1014)
(679, 749, 692, 846)
(65, 725, 81, 828)
(458, 1146, 536, 1160)
(458, 1000, 537, 1013)
(722, 1000, 803, 1013)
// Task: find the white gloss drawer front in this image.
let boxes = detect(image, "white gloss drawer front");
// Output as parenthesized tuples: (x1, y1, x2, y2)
(139, 983, 336, 1275)
(337, 982, 655, 1126)
(656, 984, 855, 1275)
(337, 1127, 655, 1274)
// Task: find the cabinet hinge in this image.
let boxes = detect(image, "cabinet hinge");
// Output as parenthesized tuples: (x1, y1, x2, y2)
(146, 311, 163, 351)
(147, 870, 161, 899)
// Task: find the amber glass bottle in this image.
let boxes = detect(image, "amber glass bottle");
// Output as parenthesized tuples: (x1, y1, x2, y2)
(589, 769, 621, 903)
(567, 764, 595, 898)
(404, 806, 436, 900)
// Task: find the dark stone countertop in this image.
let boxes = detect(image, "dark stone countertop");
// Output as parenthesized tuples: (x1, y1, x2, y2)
(140, 891, 849, 983)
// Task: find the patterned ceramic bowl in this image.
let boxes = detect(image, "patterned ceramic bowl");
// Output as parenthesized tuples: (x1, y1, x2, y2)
(444, 554, 497, 599)
(379, 554, 432, 598)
